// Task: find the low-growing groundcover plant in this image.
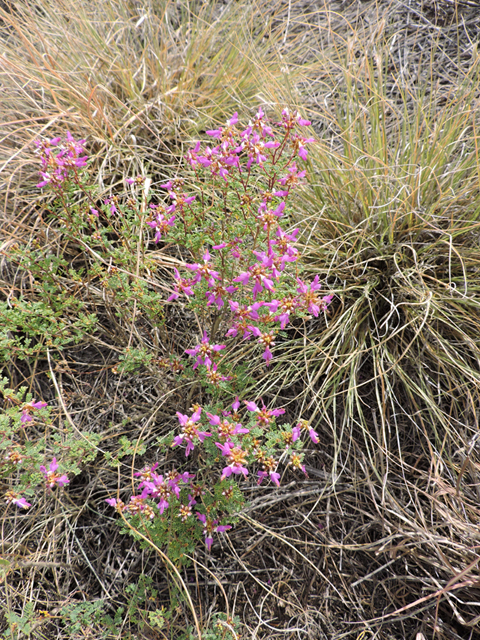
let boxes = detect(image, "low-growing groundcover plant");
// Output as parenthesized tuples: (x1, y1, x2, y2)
(2, 109, 332, 638)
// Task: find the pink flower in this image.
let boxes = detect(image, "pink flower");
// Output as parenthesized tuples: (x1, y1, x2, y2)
(122, 495, 154, 518)
(297, 279, 332, 317)
(270, 227, 299, 261)
(186, 141, 202, 166)
(21, 400, 47, 424)
(212, 237, 243, 259)
(197, 145, 215, 167)
(167, 268, 195, 301)
(34, 136, 61, 154)
(171, 192, 196, 208)
(39, 458, 69, 488)
(185, 250, 220, 286)
(173, 407, 210, 456)
(64, 131, 87, 157)
(215, 441, 249, 479)
(185, 332, 225, 369)
(35, 133, 88, 188)
(160, 179, 179, 191)
(236, 134, 279, 168)
(160, 180, 196, 209)
(226, 302, 265, 339)
(31, 400, 47, 410)
(36, 169, 66, 189)
(248, 327, 276, 365)
(257, 455, 281, 486)
(207, 413, 249, 439)
(278, 162, 306, 189)
(147, 211, 176, 242)
(206, 113, 239, 141)
(256, 201, 285, 231)
(229, 301, 264, 321)
(295, 135, 315, 160)
(244, 401, 285, 426)
(126, 175, 145, 186)
(296, 275, 323, 316)
(289, 453, 307, 476)
(205, 363, 232, 386)
(234, 262, 275, 299)
(243, 106, 274, 138)
(296, 419, 319, 444)
(205, 283, 237, 310)
(257, 470, 281, 487)
(221, 396, 242, 420)
(197, 513, 231, 551)
(280, 108, 311, 129)
(5, 491, 31, 509)
(139, 474, 171, 514)
(105, 497, 125, 511)
(134, 462, 160, 482)
(265, 295, 299, 329)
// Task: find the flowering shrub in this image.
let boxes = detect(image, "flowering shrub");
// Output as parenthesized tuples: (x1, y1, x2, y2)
(31, 109, 332, 561)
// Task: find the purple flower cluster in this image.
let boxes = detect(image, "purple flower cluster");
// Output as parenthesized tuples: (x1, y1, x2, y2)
(31, 111, 331, 554)
(149, 108, 332, 367)
(6, 396, 70, 510)
(172, 406, 211, 456)
(147, 203, 176, 242)
(150, 110, 329, 486)
(185, 332, 225, 370)
(106, 464, 231, 550)
(168, 396, 312, 489)
(35, 132, 87, 189)
(106, 390, 317, 549)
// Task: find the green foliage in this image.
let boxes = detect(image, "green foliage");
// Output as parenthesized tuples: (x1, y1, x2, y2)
(148, 607, 168, 630)
(2, 602, 35, 639)
(117, 347, 154, 374)
(0, 296, 96, 362)
(59, 600, 106, 636)
(123, 575, 158, 625)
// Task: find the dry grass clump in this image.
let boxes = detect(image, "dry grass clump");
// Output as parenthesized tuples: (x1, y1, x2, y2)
(2, 1, 480, 639)
(256, 4, 480, 638)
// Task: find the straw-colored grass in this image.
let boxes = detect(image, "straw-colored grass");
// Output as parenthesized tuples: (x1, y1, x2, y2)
(253, 19, 480, 639)
(2, 1, 480, 639)
(0, 0, 323, 200)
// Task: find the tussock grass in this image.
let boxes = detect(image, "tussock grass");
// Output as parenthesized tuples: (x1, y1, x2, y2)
(2, 1, 480, 639)
(258, 20, 480, 639)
